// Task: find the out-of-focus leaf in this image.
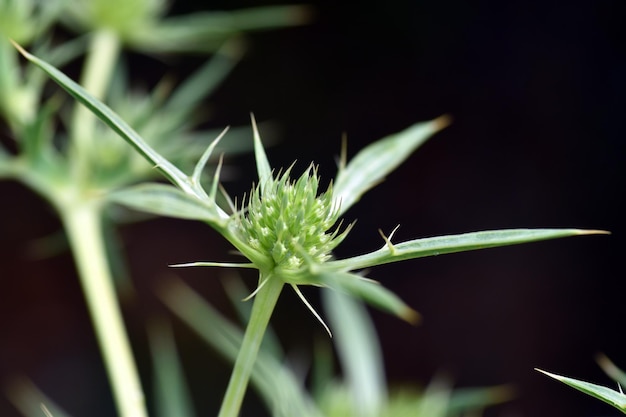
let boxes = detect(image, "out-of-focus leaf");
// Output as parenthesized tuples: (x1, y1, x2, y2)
(148, 319, 195, 417)
(130, 5, 313, 53)
(4, 376, 73, 417)
(322, 288, 386, 417)
(164, 40, 243, 114)
(414, 376, 452, 417)
(597, 354, 626, 388)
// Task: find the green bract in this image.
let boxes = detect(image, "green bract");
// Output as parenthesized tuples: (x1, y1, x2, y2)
(12, 43, 607, 417)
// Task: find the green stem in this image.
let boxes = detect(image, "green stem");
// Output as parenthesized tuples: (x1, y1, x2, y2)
(62, 203, 148, 417)
(217, 274, 283, 417)
(70, 28, 120, 180)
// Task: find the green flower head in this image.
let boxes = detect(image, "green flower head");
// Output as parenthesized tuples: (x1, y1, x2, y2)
(237, 164, 348, 271)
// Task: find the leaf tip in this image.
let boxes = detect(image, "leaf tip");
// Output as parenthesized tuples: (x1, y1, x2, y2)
(402, 307, 422, 325)
(285, 4, 317, 26)
(535, 368, 560, 380)
(9, 39, 30, 59)
(576, 229, 611, 236)
(169, 262, 195, 268)
(433, 114, 453, 131)
(250, 112, 259, 131)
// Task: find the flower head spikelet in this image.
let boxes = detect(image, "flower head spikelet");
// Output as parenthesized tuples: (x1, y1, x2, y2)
(237, 163, 347, 271)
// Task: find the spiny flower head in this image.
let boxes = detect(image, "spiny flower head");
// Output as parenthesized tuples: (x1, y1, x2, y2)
(237, 164, 348, 271)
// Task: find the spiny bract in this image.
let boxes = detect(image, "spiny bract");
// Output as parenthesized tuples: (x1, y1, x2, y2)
(236, 164, 347, 270)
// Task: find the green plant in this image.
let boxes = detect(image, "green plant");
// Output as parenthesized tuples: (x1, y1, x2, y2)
(9, 40, 607, 417)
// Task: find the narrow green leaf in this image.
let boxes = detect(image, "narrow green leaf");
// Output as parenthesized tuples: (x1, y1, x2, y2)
(164, 40, 243, 113)
(329, 229, 608, 271)
(11, 42, 192, 194)
(108, 184, 228, 226)
(319, 272, 419, 324)
(538, 369, 626, 413)
(333, 116, 450, 215)
(206, 5, 313, 31)
(131, 5, 313, 53)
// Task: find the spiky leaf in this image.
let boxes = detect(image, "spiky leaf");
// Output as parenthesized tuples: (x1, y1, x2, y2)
(538, 369, 626, 414)
(329, 229, 607, 271)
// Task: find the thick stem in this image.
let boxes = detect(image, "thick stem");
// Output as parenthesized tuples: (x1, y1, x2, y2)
(217, 274, 283, 417)
(62, 204, 148, 417)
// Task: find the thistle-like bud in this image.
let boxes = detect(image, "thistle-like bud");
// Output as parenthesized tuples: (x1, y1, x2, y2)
(237, 164, 347, 270)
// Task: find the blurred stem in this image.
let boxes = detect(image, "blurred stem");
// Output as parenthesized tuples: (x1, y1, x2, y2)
(218, 274, 283, 417)
(70, 28, 120, 181)
(62, 203, 148, 417)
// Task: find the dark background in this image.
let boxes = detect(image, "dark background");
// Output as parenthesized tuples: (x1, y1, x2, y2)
(1, 1, 624, 416)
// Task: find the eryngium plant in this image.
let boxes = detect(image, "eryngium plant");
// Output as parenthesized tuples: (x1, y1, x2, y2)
(13, 44, 606, 417)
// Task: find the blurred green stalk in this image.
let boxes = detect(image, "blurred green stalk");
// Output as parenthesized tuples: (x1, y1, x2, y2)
(61, 28, 148, 417)
(62, 203, 147, 417)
